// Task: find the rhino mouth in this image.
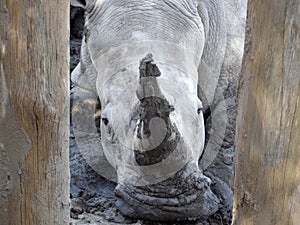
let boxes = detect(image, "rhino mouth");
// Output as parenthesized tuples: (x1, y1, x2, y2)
(115, 162, 219, 221)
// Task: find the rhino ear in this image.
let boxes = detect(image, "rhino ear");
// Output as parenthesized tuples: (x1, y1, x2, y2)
(196, 0, 227, 104)
(71, 36, 97, 92)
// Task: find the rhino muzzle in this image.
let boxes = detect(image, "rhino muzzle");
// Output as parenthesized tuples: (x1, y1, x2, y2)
(115, 54, 219, 221)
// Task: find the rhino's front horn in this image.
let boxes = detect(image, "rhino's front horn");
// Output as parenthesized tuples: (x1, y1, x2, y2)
(134, 54, 180, 166)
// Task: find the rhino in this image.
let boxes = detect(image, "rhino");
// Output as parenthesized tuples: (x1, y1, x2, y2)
(71, 0, 246, 221)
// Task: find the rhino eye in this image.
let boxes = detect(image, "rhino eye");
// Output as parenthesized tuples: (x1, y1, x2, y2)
(102, 118, 109, 126)
(197, 107, 203, 114)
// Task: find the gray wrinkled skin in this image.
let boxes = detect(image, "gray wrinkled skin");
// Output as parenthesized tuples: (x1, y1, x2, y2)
(71, 0, 244, 221)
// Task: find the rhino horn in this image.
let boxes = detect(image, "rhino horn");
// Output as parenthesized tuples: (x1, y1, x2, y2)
(134, 54, 180, 166)
(136, 53, 162, 101)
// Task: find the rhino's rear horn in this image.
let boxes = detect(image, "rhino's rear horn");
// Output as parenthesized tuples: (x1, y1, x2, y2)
(139, 54, 161, 78)
(136, 54, 164, 101)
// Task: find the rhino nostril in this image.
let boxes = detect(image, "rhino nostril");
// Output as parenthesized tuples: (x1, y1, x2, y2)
(102, 118, 109, 126)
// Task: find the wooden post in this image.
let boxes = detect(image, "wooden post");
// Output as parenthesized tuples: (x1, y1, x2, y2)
(0, 0, 70, 224)
(233, 0, 300, 224)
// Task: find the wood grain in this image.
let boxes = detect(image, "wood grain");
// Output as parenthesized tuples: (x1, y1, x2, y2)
(233, 0, 300, 224)
(0, 0, 70, 224)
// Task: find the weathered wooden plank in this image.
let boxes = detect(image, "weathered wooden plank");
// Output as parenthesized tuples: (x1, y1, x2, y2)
(0, 0, 70, 224)
(233, 0, 300, 224)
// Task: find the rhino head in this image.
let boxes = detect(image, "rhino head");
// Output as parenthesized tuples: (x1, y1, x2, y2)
(71, 0, 228, 221)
